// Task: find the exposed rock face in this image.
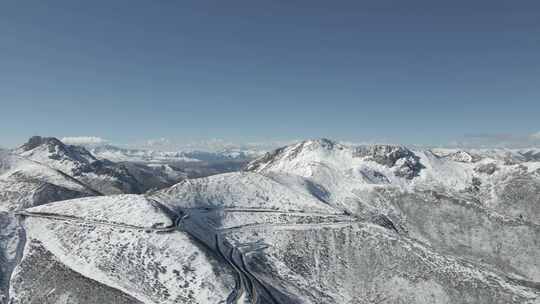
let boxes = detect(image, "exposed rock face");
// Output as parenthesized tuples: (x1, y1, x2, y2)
(475, 162, 499, 175)
(353, 144, 416, 166)
(354, 144, 424, 179)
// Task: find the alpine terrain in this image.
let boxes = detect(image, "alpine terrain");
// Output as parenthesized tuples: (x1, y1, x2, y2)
(1, 138, 540, 303)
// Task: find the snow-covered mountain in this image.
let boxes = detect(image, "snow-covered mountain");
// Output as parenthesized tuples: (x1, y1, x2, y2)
(519, 148, 540, 161)
(14, 137, 147, 194)
(7, 139, 540, 303)
(86, 144, 201, 163)
(0, 151, 99, 302)
(0, 151, 99, 211)
(85, 144, 263, 163)
(11, 136, 254, 195)
(0, 136, 189, 302)
(13, 136, 192, 194)
(84, 143, 257, 183)
(247, 139, 540, 280)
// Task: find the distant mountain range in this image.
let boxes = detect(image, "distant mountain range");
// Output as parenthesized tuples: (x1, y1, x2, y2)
(3, 138, 540, 303)
(81, 143, 264, 163)
(14, 136, 184, 194)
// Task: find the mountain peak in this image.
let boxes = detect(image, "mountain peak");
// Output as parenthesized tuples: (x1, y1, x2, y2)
(17, 136, 97, 165)
(20, 136, 65, 152)
(247, 140, 414, 170)
(15, 136, 144, 194)
(287, 138, 345, 154)
(303, 138, 338, 147)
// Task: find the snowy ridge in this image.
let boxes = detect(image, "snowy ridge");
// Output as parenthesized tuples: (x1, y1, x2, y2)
(87, 145, 202, 163)
(5, 138, 540, 303)
(16, 137, 97, 175)
(246, 139, 540, 224)
(24, 195, 173, 229)
(13, 136, 183, 194)
(246, 139, 540, 281)
(154, 171, 339, 214)
(0, 150, 101, 304)
(248, 139, 540, 193)
(0, 152, 99, 211)
(15, 216, 235, 304)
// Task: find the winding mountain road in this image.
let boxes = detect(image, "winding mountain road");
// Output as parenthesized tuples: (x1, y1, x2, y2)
(17, 206, 360, 304)
(14, 211, 176, 232)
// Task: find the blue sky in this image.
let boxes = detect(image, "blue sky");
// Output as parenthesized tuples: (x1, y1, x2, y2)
(1, 0, 539, 148)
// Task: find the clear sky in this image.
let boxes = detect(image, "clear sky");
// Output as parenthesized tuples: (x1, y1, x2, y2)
(1, 0, 539, 148)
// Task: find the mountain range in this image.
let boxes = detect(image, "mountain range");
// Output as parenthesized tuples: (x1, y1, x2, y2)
(1, 138, 540, 303)
(84, 143, 263, 163)
(0, 136, 261, 303)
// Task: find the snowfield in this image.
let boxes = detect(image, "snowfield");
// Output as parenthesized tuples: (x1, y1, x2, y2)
(25, 194, 174, 229)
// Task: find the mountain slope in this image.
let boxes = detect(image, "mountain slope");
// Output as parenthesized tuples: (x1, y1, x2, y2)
(0, 151, 99, 303)
(11, 195, 235, 304)
(6, 139, 540, 303)
(246, 139, 540, 282)
(8, 155, 540, 303)
(14, 136, 184, 194)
